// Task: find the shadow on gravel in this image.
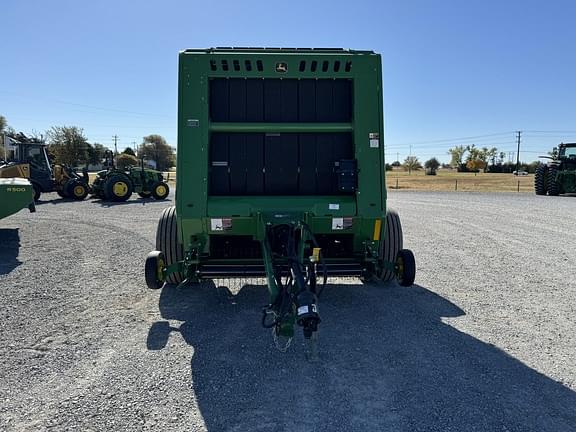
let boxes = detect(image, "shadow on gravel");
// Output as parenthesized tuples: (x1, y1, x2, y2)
(94, 198, 173, 207)
(0, 228, 22, 275)
(149, 282, 576, 431)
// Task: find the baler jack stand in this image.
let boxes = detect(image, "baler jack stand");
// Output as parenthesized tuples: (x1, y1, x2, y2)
(260, 217, 326, 356)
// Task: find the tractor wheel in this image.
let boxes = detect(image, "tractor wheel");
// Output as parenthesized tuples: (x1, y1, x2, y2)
(396, 249, 416, 287)
(66, 180, 89, 201)
(57, 189, 67, 199)
(534, 165, 548, 195)
(145, 250, 166, 289)
(138, 191, 152, 198)
(547, 165, 560, 196)
(104, 175, 133, 201)
(379, 210, 403, 282)
(156, 206, 184, 284)
(32, 183, 41, 202)
(151, 182, 170, 200)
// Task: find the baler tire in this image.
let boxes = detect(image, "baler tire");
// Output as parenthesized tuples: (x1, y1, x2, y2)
(379, 210, 403, 282)
(547, 165, 560, 196)
(151, 182, 170, 200)
(155, 206, 184, 284)
(534, 165, 547, 196)
(145, 250, 166, 289)
(105, 175, 133, 202)
(396, 249, 416, 287)
(57, 190, 67, 199)
(32, 183, 41, 202)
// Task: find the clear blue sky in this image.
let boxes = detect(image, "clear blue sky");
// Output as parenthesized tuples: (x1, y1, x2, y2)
(2, 0, 575, 163)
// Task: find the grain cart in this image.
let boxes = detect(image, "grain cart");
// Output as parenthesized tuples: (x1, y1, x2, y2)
(535, 143, 576, 196)
(145, 48, 416, 351)
(91, 151, 170, 201)
(1, 134, 89, 201)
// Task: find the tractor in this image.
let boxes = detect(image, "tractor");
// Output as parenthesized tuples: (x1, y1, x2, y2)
(145, 48, 416, 355)
(90, 151, 170, 202)
(1, 134, 90, 201)
(535, 143, 576, 196)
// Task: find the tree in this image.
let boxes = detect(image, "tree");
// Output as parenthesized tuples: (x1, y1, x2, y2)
(115, 153, 139, 170)
(123, 147, 136, 156)
(448, 145, 467, 168)
(466, 159, 486, 172)
(403, 156, 422, 174)
(87, 143, 109, 165)
(424, 157, 440, 175)
(47, 126, 89, 166)
(0, 115, 7, 159)
(138, 135, 175, 171)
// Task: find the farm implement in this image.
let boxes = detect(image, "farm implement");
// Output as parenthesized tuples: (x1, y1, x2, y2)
(145, 48, 416, 353)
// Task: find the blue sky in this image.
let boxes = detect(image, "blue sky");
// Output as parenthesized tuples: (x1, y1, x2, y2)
(1, 0, 575, 163)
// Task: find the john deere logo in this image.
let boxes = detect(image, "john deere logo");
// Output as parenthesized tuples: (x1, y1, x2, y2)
(275, 62, 288, 73)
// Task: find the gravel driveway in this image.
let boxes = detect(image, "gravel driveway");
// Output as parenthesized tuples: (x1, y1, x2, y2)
(0, 191, 574, 431)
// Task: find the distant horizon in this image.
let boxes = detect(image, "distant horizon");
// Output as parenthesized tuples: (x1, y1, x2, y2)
(2, 0, 575, 164)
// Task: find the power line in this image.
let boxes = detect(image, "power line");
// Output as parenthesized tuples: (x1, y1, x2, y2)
(390, 131, 515, 146)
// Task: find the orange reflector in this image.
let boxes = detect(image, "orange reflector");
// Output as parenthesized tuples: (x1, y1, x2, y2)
(373, 219, 382, 241)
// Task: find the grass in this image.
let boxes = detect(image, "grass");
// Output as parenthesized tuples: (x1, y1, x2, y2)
(386, 169, 534, 193)
(86, 169, 534, 193)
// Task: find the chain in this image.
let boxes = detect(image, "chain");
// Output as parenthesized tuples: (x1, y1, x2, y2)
(272, 326, 293, 352)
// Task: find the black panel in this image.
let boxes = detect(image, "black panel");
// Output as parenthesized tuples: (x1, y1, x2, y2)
(265, 134, 298, 194)
(298, 134, 317, 194)
(281, 79, 298, 122)
(210, 134, 230, 194)
(210, 79, 229, 121)
(246, 80, 264, 121)
(229, 79, 246, 121)
(315, 80, 334, 122)
(209, 132, 353, 195)
(229, 134, 247, 194)
(264, 80, 282, 122)
(245, 134, 264, 194)
(210, 79, 352, 122)
(298, 80, 316, 121)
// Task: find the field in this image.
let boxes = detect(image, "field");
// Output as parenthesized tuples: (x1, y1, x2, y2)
(387, 169, 535, 193)
(0, 191, 574, 431)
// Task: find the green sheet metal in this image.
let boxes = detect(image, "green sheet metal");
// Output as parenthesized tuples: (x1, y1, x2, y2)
(0, 178, 35, 220)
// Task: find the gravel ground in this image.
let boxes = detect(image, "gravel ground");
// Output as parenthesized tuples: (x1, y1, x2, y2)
(0, 191, 575, 431)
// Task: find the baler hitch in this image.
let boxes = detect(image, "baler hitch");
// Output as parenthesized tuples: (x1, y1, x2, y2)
(260, 218, 327, 353)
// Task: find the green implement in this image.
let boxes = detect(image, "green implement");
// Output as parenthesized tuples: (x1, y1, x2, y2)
(0, 178, 36, 220)
(145, 48, 416, 354)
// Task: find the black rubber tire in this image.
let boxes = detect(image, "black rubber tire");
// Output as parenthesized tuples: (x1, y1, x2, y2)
(66, 180, 89, 201)
(104, 175, 133, 202)
(151, 181, 170, 200)
(145, 250, 165, 289)
(396, 249, 416, 287)
(379, 210, 403, 282)
(32, 183, 41, 202)
(57, 189, 67, 199)
(155, 206, 184, 284)
(138, 191, 152, 198)
(534, 165, 547, 195)
(547, 165, 560, 196)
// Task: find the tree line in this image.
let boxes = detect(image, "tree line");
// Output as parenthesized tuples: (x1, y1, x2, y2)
(1, 116, 175, 171)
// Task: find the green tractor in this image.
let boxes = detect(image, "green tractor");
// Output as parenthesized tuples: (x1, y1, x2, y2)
(535, 143, 576, 196)
(1, 134, 90, 201)
(91, 151, 170, 202)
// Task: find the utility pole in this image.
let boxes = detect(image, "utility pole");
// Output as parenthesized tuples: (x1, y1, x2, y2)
(396, 152, 399, 163)
(515, 131, 521, 173)
(113, 135, 119, 155)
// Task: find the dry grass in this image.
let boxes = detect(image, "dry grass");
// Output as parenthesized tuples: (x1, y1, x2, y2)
(386, 169, 534, 193)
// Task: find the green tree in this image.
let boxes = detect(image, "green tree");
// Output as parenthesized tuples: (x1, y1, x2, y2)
(424, 157, 440, 170)
(115, 153, 139, 170)
(87, 143, 109, 165)
(448, 145, 467, 168)
(47, 126, 89, 165)
(123, 147, 136, 156)
(403, 156, 422, 174)
(138, 135, 175, 171)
